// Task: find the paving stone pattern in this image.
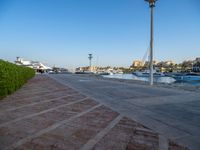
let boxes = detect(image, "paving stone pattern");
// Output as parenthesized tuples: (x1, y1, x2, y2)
(0, 75, 188, 150)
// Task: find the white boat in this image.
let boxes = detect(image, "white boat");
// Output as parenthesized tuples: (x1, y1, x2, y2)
(75, 71, 95, 74)
(132, 45, 165, 78)
(173, 73, 200, 82)
(132, 70, 165, 77)
(97, 71, 113, 75)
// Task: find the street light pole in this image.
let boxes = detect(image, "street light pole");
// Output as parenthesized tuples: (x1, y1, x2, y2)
(88, 54, 93, 72)
(145, 0, 157, 85)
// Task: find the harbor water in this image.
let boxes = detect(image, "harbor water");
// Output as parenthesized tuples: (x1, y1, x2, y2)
(103, 74, 200, 86)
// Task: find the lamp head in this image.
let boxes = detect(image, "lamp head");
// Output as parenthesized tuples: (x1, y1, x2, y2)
(145, 0, 157, 7)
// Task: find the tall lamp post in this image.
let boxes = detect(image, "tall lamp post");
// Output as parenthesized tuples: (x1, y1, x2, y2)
(88, 54, 93, 72)
(145, 0, 157, 85)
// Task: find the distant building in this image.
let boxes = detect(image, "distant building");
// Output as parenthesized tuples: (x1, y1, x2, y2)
(164, 60, 176, 66)
(157, 61, 176, 67)
(193, 66, 200, 72)
(195, 57, 200, 63)
(15, 57, 52, 73)
(132, 60, 143, 67)
(143, 60, 158, 67)
(193, 57, 200, 72)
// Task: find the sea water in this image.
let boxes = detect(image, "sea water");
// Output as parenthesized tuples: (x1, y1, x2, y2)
(103, 74, 200, 86)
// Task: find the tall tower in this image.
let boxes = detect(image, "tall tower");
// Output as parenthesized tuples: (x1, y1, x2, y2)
(88, 54, 93, 72)
(145, 0, 157, 85)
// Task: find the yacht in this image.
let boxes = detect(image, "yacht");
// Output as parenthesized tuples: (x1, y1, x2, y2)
(172, 73, 200, 82)
(97, 71, 113, 75)
(132, 70, 165, 77)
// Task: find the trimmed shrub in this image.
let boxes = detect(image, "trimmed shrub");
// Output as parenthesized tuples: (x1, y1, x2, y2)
(0, 59, 35, 99)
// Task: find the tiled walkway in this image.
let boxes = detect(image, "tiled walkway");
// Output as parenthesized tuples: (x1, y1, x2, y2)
(0, 75, 188, 150)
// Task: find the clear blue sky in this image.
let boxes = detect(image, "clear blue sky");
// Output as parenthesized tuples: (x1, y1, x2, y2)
(0, 0, 200, 68)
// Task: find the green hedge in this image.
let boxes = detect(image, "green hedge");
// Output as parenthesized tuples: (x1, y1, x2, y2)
(0, 59, 35, 99)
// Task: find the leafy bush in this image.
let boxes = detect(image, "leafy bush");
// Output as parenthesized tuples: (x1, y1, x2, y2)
(0, 59, 35, 99)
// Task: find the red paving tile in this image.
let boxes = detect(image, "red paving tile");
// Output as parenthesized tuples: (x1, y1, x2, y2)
(0, 75, 188, 150)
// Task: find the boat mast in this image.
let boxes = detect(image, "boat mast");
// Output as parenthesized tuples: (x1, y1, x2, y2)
(145, 0, 157, 85)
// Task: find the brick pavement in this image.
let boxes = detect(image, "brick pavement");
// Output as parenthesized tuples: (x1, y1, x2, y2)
(0, 75, 189, 150)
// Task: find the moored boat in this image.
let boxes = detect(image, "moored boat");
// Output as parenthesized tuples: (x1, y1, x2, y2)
(172, 73, 200, 82)
(132, 70, 165, 77)
(97, 71, 113, 75)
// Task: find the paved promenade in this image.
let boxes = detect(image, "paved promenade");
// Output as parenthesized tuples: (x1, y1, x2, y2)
(49, 74, 200, 150)
(0, 75, 194, 149)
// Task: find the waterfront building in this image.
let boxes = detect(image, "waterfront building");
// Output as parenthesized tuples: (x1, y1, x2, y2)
(132, 60, 144, 67)
(195, 57, 200, 63)
(157, 61, 176, 67)
(193, 57, 200, 72)
(193, 66, 200, 72)
(143, 61, 158, 67)
(164, 61, 176, 66)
